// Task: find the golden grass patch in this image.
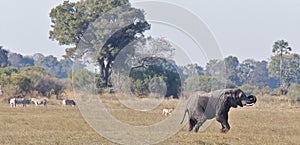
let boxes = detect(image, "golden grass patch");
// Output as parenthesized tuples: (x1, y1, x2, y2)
(0, 94, 299, 145)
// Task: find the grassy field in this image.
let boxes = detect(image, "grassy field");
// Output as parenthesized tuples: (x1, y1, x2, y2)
(0, 95, 299, 145)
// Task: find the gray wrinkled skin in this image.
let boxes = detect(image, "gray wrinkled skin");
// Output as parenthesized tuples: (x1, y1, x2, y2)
(180, 88, 257, 133)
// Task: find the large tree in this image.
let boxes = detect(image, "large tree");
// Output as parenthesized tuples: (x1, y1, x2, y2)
(268, 53, 300, 90)
(112, 37, 181, 97)
(49, 0, 150, 88)
(224, 56, 241, 86)
(272, 40, 292, 88)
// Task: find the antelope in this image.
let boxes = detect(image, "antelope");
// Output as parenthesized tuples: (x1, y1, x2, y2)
(162, 107, 174, 116)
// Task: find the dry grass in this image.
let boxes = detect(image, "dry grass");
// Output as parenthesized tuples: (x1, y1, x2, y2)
(0, 94, 299, 145)
(0, 105, 113, 145)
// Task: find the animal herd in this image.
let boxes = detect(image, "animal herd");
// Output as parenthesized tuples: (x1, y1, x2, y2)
(9, 98, 31, 107)
(8, 97, 76, 108)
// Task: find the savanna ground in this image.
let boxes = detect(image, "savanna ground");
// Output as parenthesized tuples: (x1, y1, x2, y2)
(0, 94, 299, 145)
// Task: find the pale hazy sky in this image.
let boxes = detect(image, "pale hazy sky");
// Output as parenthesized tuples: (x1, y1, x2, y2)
(0, 0, 299, 65)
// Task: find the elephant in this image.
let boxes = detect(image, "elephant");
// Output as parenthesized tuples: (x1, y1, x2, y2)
(180, 88, 256, 133)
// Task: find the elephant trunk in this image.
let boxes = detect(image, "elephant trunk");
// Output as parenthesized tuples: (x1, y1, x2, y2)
(246, 95, 257, 106)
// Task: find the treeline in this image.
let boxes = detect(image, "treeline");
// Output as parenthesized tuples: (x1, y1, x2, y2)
(0, 46, 74, 78)
(0, 46, 76, 100)
(181, 55, 299, 94)
(0, 66, 66, 100)
(1, 46, 300, 102)
(71, 52, 300, 102)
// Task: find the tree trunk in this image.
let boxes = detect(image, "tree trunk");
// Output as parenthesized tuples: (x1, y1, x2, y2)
(103, 61, 111, 87)
(280, 53, 282, 88)
(97, 57, 112, 88)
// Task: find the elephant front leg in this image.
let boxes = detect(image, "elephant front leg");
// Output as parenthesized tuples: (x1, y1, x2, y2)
(220, 122, 230, 133)
(216, 113, 230, 133)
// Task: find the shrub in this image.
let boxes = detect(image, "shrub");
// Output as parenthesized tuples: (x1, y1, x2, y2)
(239, 84, 259, 95)
(184, 76, 236, 93)
(33, 75, 64, 98)
(148, 76, 167, 95)
(0, 67, 19, 76)
(10, 74, 32, 95)
(260, 86, 273, 95)
(0, 66, 66, 98)
(184, 76, 211, 92)
(270, 88, 282, 96)
(130, 78, 149, 95)
(72, 69, 95, 92)
(287, 84, 300, 102)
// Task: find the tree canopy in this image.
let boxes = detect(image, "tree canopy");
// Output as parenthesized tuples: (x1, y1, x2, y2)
(271, 40, 292, 90)
(268, 53, 300, 88)
(8, 52, 34, 68)
(50, 0, 151, 88)
(50, 0, 130, 46)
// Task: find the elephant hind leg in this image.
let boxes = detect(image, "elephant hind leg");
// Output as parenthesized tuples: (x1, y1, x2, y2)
(194, 116, 207, 132)
(189, 118, 196, 131)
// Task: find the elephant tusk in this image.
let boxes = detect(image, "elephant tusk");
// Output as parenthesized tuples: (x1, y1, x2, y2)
(245, 103, 254, 106)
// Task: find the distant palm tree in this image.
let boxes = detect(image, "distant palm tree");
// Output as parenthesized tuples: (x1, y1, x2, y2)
(272, 40, 292, 93)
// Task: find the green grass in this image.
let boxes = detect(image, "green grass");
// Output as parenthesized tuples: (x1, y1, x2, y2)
(0, 95, 299, 145)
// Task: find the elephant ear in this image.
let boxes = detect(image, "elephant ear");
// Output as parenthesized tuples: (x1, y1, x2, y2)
(220, 89, 237, 108)
(227, 96, 238, 108)
(234, 88, 248, 100)
(223, 89, 239, 108)
(232, 88, 248, 107)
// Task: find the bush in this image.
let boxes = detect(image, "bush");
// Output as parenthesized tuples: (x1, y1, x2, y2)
(19, 66, 65, 98)
(103, 87, 114, 94)
(111, 74, 130, 94)
(239, 84, 259, 95)
(0, 67, 32, 95)
(10, 74, 32, 95)
(148, 76, 167, 95)
(270, 88, 282, 96)
(260, 86, 273, 95)
(0, 66, 66, 98)
(184, 76, 211, 92)
(130, 79, 149, 95)
(0, 67, 18, 76)
(184, 76, 236, 93)
(72, 69, 95, 92)
(287, 84, 300, 102)
(34, 75, 64, 98)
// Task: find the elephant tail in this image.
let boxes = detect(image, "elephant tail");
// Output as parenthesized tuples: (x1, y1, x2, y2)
(180, 109, 188, 124)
